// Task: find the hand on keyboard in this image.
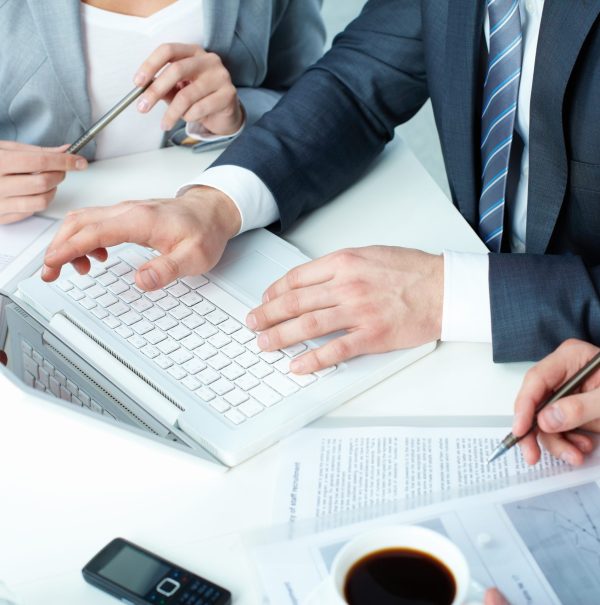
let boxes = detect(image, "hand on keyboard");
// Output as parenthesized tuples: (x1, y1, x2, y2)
(246, 246, 444, 374)
(41, 186, 241, 289)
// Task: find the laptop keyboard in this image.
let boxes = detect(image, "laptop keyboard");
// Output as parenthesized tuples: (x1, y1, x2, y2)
(21, 339, 113, 419)
(52, 248, 336, 426)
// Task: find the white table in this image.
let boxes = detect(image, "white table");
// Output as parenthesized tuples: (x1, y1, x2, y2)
(0, 139, 531, 603)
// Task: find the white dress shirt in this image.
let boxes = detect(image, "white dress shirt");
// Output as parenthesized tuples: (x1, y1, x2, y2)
(186, 0, 545, 344)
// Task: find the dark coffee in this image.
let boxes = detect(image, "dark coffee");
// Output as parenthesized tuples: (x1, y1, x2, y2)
(343, 547, 456, 605)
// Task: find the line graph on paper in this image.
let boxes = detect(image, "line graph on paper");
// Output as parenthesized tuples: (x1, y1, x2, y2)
(504, 482, 600, 605)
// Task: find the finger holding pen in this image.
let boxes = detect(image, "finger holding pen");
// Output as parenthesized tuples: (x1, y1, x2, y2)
(513, 339, 600, 465)
(0, 140, 87, 224)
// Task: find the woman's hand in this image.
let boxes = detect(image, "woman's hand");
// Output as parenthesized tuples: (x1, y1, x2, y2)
(514, 339, 600, 465)
(134, 43, 244, 135)
(0, 141, 87, 224)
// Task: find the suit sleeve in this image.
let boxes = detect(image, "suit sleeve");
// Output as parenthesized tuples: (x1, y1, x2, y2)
(489, 254, 600, 361)
(211, 0, 429, 230)
(237, 0, 326, 126)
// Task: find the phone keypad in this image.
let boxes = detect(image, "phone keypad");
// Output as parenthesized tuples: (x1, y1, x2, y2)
(147, 570, 225, 605)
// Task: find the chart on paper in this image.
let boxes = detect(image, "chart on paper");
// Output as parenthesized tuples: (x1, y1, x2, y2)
(504, 482, 600, 605)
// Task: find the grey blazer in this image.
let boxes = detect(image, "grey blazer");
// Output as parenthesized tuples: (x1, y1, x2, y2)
(0, 0, 325, 158)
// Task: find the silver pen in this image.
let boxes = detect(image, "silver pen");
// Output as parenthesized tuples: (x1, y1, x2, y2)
(66, 82, 152, 155)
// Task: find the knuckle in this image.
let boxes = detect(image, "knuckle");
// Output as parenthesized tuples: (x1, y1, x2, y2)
(161, 255, 180, 279)
(282, 292, 301, 316)
(286, 267, 302, 289)
(568, 397, 585, 421)
(334, 249, 356, 271)
(330, 338, 350, 361)
(301, 312, 320, 334)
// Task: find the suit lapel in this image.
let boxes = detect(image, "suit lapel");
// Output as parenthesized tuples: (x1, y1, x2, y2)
(26, 0, 91, 131)
(527, 0, 600, 253)
(203, 0, 241, 55)
(442, 0, 486, 229)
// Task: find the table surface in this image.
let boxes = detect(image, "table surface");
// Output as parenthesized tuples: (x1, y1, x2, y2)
(0, 139, 531, 604)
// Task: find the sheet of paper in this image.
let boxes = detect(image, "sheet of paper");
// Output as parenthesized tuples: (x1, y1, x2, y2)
(255, 461, 600, 605)
(0, 216, 57, 289)
(275, 426, 588, 524)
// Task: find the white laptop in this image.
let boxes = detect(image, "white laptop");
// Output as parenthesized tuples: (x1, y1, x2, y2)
(14, 228, 435, 466)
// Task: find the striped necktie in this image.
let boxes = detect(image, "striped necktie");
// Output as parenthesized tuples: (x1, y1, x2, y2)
(478, 0, 523, 252)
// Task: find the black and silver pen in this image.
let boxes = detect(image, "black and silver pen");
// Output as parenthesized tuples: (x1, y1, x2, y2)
(66, 82, 151, 155)
(488, 351, 600, 463)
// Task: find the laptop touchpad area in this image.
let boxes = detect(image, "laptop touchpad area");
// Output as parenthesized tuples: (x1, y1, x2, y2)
(211, 251, 290, 305)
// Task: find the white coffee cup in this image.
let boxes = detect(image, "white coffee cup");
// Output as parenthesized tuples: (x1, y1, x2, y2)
(304, 525, 485, 605)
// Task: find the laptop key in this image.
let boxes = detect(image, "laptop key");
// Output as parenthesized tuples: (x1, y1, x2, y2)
(196, 386, 216, 402)
(281, 343, 308, 357)
(128, 334, 146, 349)
(232, 327, 254, 344)
(121, 310, 142, 326)
(207, 353, 231, 371)
(289, 372, 318, 387)
(157, 296, 178, 311)
(238, 399, 264, 418)
(181, 275, 208, 289)
(103, 315, 121, 329)
(182, 375, 201, 391)
(249, 361, 273, 379)
(224, 388, 248, 406)
(249, 384, 281, 407)
(209, 398, 229, 412)
(221, 363, 245, 381)
(107, 301, 129, 317)
(169, 348, 193, 365)
(197, 367, 220, 385)
(141, 345, 159, 359)
(97, 272, 117, 286)
(167, 282, 190, 298)
(158, 338, 179, 355)
(181, 333, 204, 350)
(68, 288, 85, 301)
(115, 325, 134, 339)
(224, 408, 245, 425)
(167, 365, 187, 380)
(108, 281, 128, 295)
(143, 307, 165, 322)
(154, 355, 173, 370)
(133, 320, 154, 335)
(97, 293, 118, 308)
(145, 329, 167, 345)
(264, 372, 299, 396)
(235, 374, 260, 391)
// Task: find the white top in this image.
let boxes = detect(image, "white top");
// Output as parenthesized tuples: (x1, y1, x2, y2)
(190, 0, 545, 346)
(81, 0, 204, 160)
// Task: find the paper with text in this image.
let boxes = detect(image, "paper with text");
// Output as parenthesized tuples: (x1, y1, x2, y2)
(257, 460, 600, 605)
(276, 426, 587, 524)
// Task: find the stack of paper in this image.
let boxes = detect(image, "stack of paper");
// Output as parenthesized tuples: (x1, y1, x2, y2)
(0, 216, 58, 349)
(254, 425, 600, 605)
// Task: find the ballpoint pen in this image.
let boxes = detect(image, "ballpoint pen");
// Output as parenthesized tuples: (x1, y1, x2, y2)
(66, 82, 152, 155)
(488, 351, 600, 463)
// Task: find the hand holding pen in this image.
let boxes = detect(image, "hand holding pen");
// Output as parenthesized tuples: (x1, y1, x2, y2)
(492, 339, 600, 466)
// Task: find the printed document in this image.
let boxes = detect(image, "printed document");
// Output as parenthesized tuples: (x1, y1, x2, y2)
(255, 460, 600, 605)
(275, 426, 589, 524)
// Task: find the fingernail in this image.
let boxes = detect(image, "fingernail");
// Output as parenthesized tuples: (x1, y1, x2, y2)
(257, 333, 269, 349)
(246, 313, 257, 330)
(561, 451, 576, 465)
(137, 98, 150, 112)
(76, 158, 87, 170)
(262, 292, 270, 303)
(134, 72, 146, 87)
(140, 268, 159, 290)
(543, 404, 565, 430)
(291, 358, 304, 373)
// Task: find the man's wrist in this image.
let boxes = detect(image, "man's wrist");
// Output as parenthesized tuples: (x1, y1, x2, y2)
(179, 185, 242, 240)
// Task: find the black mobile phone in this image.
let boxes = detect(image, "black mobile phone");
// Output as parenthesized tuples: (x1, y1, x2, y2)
(82, 538, 232, 605)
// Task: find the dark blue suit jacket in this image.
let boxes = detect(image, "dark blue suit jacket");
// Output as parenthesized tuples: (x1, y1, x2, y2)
(212, 0, 600, 362)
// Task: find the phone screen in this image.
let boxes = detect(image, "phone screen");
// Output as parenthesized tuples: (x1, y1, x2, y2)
(97, 543, 170, 596)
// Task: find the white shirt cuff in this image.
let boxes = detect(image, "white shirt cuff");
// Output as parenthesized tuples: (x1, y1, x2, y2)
(184, 110, 246, 143)
(177, 165, 280, 235)
(441, 250, 492, 343)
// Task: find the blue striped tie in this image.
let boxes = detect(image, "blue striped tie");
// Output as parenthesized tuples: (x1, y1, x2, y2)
(478, 0, 523, 252)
